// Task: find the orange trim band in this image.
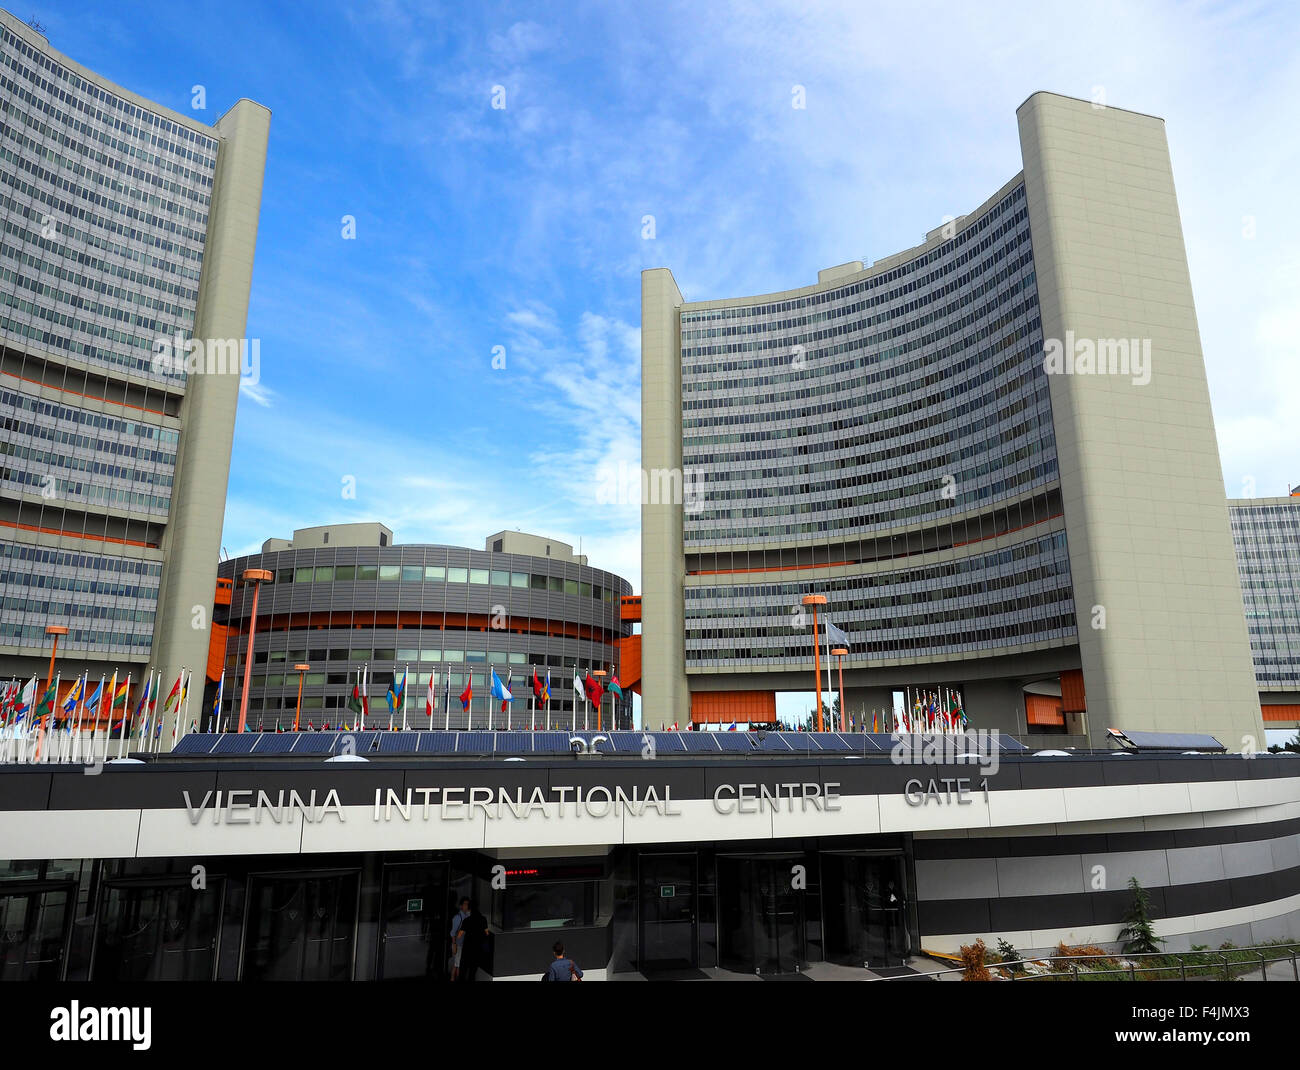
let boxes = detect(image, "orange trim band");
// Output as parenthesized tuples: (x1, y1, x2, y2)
(1, 369, 172, 418)
(0, 518, 158, 549)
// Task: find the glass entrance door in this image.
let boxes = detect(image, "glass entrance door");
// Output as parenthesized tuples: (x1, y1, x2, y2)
(717, 856, 805, 974)
(821, 852, 908, 968)
(378, 862, 449, 981)
(638, 854, 697, 970)
(94, 881, 222, 980)
(242, 872, 359, 981)
(0, 886, 71, 981)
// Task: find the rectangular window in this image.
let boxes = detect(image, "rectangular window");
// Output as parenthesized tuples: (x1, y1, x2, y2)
(531, 574, 547, 590)
(469, 569, 489, 584)
(373, 648, 395, 661)
(490, 570, 509, 586)
(315, 566, 334, 583)
(420, 649, 439, 662)
(401, 566, 422, 582)
(548, 577, 563, 593)
(565, 579, 579, 596)
(511, 572, 528, 588)
(379, 565, 400, 582)
(329, 648, 349, 661)
(334, 565, 355, 581)
(357, 564, 378, 581)
(396, 649, 418, 662)
(350, 649, 370, 661)
(444, 650, 464, 662)
(448, 567, 468, 583)
(425, 566, 445, 581)
(466, 650, 485, 663)
(294, 567, 313, 583)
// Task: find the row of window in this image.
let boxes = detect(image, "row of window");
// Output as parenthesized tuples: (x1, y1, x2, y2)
(248, 563, 619, 602)
(0, 542, 162, 575)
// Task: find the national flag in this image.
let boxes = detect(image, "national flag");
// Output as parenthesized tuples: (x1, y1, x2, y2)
(583, 671, 604, 708)
(823, 618, 851, 653)
(459, 678, 472, 712)
(130, 674, 152, 723)
(14, 677, 36, 722)
(531, 668, 545, 705)
(872, 710, 879, 733)
(85, 677, 103, 713)
(543, 670, 551, 706)
(36, 680, 57, 722)
(573, 671, 585, 708)
(347, 676, 364, 716)
(111, 675, 129, 708)
(605, 666, 623, 699)
(162, 673, 182, 713)
(387, 669, 406, 714)
(211, 673, 224, 731)
(426, 671, 438, 718)
(726, 722, 736, 731)
(490, 668, 512, 712)
(61, 675, 84, 714)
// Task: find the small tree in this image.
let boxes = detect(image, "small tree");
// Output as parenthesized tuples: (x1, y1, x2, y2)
(959, 938, 991, 981)
(1117, 877, 1164, 955)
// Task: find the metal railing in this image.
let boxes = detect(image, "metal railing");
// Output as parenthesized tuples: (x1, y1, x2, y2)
(867, 944, 1300, 981)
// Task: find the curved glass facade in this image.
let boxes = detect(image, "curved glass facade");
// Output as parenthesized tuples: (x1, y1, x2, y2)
(1230, 499, 1300, 691)
(679, 182, 1075, 671)
(217, 543, 633, 730)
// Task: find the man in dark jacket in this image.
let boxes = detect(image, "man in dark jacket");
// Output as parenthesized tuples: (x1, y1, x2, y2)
(455, 902, 490, 982)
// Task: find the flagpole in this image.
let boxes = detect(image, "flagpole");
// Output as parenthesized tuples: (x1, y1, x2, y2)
(402, 664, 408, 731)
(444, 666, 451, 732)
(117, 673, 131, 760)
(184, 667, 193, 740)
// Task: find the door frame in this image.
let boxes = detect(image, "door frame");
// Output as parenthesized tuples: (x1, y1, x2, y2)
(88, 873, 228, 982)
(0, 879, 77, 982)
(237, 866, 361, 981)
(636, 851, 699, 971)
(715, 851, 808, 975)
(375, 860, 449, 981)
(817, 848, 911, 968)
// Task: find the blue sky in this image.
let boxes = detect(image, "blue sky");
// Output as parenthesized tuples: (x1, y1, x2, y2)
(32, 0, 1300, 726)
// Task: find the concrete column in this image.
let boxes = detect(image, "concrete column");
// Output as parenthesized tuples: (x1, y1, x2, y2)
(151, 100, 271, 746)
(1018, 92, 1263, 749)
(640, 269, 689, 726)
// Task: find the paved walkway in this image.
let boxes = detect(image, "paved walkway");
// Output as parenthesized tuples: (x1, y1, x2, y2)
(611, 956, 949, 981)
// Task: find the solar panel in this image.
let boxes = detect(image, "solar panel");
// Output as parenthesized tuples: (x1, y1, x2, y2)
(680, 733, 720, 752)
(416, 732, 458, 754)
(171, 735, 217, 755)
(649, 732, 686, 753)
(455, 732, 495, 754)
(494, 732, 533, 753)
(758, 733, 794, 752)
(997, 736, 1029, 752)
(714, 733, 754, 752)
(378, 732, 422, 753)
(530, 732, 572, 754)
(254, 733, 300, 754)
(609, 732, 649, 753)
(1114, 730, 1224, 752)
(293, 732, 340, 753)
(808, 732, 852, 753)
(212, 733, 260, 754)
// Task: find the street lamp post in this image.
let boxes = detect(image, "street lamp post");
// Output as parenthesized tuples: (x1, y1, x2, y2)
(801, 595, 828, 731)
(43, 625, 68, 699)
(236, 569, 273, 734)
(292, 663, 310, 732)
(831, 647, 848, 732)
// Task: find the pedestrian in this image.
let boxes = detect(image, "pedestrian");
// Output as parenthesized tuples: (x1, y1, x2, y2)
(541, 940, 583, 981)
(455, 900, 490, 982)
(449, 896, 470, 980)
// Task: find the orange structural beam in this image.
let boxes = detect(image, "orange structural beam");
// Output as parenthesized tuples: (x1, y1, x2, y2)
(618, 634, 641, 695)
(1060, 668, 1086, 713)
(1262, 704, 1300, 723)
(690, 690, 776, 725)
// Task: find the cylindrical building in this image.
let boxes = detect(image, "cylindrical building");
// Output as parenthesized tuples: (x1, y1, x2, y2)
(213, 525, 633, 731)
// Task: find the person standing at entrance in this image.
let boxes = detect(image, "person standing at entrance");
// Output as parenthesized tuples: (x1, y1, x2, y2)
(455, 901, 490, 982)
(543, 941, 583, 981)
(449, 897, 470, 980)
